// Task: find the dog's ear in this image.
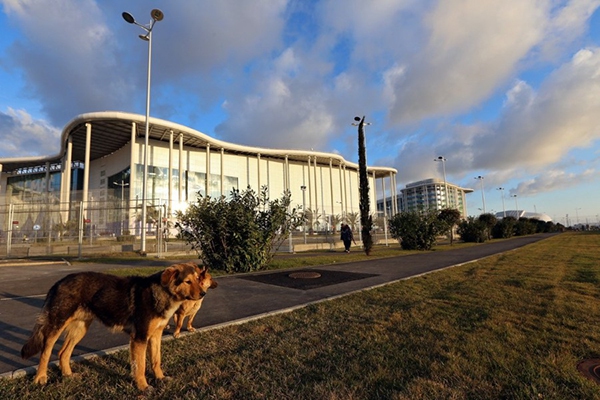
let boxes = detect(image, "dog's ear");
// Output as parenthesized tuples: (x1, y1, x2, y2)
(160, 266, 178, 286)
(209, 279, 218, 289)
(195, 264, 207, 274)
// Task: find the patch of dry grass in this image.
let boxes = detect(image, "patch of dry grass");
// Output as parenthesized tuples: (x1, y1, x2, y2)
(3, 232, 600, 399)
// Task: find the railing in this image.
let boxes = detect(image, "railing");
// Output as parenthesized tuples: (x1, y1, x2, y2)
(0, 197, 392, 258)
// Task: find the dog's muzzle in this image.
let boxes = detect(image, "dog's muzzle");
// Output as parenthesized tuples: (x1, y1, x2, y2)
(189, 291, 206, 300)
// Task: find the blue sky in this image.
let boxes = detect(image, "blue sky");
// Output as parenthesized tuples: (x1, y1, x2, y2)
(1, 0, 600, 226)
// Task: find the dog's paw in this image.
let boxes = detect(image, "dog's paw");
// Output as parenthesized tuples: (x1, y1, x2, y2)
(33, 374, 48, 385)
(142, 384, 155, 393)
(64, 372, 81, 380)
(173, 331, 181, 339)
(188, 327, 196, 333)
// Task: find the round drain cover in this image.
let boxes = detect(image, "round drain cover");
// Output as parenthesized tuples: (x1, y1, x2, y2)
(577, 359, 600, 384)
(289, 271, 321, 279)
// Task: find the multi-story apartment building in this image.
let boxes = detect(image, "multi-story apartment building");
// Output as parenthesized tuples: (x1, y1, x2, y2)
(378, 178, 473, 218)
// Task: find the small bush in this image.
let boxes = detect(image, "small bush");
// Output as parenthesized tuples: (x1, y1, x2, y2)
(492, 216, 517, 239)
(176, 186, 303, 273)
(458, 217, 488, 243)
(388, 210, 442, 250)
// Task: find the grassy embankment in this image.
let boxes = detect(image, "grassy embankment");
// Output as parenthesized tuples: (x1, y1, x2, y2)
(2, 232, 600, 399)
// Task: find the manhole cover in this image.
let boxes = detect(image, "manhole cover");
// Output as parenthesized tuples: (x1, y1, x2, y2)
(239, 269, 378, 290)
(289, 271, 321, 279)
(577, 359, 600, 384)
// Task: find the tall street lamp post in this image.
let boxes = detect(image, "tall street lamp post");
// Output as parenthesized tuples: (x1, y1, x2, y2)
(475, 175, 486, 213)
(497, 187, 506, 218)
(434, 156, 448, 208)
(122, 9, 164, 254)
(511, 194, 519, 218)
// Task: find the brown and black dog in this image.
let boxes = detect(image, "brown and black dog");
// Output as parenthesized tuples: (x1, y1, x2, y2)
(21, 262, 210, 391)
(171, 267, 218, 338)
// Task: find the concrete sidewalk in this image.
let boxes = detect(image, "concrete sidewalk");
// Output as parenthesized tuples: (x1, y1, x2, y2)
(0, 233, 555, 380)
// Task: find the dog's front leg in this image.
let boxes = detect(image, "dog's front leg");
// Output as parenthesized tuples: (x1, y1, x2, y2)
(148, 328, 166, 380)
(130, 339, 150, 391)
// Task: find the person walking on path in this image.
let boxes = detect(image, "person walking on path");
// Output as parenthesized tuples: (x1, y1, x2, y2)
(340, 223, 355, 253)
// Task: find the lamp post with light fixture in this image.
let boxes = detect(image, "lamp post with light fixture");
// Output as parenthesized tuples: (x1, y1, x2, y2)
(511, 194, 519, 218)
(497, 187, 506, 218)
(474, 175, 486, 213)
(122, 8, 163, 254)
(113, 180, 130, 235)
(434, 156, 448, 208)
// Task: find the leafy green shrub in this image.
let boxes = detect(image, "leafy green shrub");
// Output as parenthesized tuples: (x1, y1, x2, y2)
(176, 186, 303, 273)
(437, 208, 462, 245)
(478, 213, 497, 240)
(491, 216, 517, 239)
(515, 218, 537, 236)
(388, 210, 442, 250)
(458, 217, 487, 243)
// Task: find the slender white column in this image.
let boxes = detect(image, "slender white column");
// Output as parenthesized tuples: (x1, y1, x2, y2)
(178, 134, 183, 202)
(343, 164, 348, 216)
(391, 172, 397, 214)
(129, 122, 137, 206)
(168, 130, 173, 216)
(381, 175, 387, 217)
(329, 158, 334, 218)
(257, 153, 261, 190)
(338, 162, 344, 216)
(220, 148, 225, 196)
(313, 156, 318, 215)
(83, 123, 92, 210)
(63, 136, 73, 205)
(320, 167, 325, 228)
(284, 155, 289, 191)
(307, 156, 312, 211)
(205, 143, 210, 196)
(372, 172, 377, 214)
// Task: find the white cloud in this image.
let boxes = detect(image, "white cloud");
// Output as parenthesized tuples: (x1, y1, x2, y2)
(474, 47, 600, 170)
(0, 108, 60, 157)
(389, 45, 600, 188)
(2, 0, 130, 125)
(385, 0, 548, 124)
(514, 168, 600, 196)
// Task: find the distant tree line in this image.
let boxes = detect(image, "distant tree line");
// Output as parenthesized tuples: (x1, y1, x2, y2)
(388, 209, 564, 251)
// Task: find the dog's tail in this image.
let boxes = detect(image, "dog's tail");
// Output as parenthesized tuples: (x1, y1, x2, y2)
(21, 282, 60, 359)
(21, 313, 47, 359)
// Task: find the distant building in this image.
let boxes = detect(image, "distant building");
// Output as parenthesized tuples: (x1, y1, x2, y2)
(495, 210, 552, 222)
(377, 178, 473, 218)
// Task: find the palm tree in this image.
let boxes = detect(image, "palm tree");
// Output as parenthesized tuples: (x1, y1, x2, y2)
(304, 208, 321, 234)
(346, 212, 360, 233)
(330, 214, 343, 233)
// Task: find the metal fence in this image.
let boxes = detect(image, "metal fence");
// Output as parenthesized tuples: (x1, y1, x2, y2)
(0, 195, 392, 258)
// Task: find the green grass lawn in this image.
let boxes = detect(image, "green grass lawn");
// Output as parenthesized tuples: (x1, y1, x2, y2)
(3, 232, 600, 399)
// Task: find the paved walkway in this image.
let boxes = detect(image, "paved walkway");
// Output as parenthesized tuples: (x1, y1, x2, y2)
(0, 233, 555, 379)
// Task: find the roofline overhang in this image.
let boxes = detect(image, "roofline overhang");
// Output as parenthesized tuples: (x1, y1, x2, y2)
(0, 111, 397, 176)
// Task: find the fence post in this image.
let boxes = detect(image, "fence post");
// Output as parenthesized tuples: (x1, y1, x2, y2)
(6, 203, 13, 257)
(78, 201, 84, 258)
(157, 206, 162, 258)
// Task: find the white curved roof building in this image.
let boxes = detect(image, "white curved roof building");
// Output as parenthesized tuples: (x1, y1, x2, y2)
(0, 111, 398, 239)
(495, 210, 552, 222)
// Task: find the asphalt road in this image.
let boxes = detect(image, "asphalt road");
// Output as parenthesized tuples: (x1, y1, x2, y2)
(0, 233, 556, 378)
